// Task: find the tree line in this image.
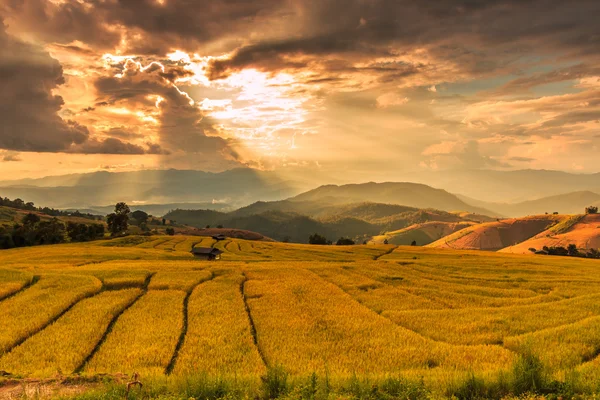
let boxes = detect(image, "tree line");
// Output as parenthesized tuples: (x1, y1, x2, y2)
(1, 214, 105, 249)
(0, 196, 100, 220)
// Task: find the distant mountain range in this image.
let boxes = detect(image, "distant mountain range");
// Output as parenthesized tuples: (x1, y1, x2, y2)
(459, 191, 600, 217)
(2, 168, 600, 217)
(0, 169, 309, 209)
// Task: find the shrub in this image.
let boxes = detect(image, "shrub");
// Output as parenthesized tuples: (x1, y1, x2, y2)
(308, 233, 329, 245)
(585, 206, 598, 214)
(336, 237, 355, 246)
(261, 366, 288, 399)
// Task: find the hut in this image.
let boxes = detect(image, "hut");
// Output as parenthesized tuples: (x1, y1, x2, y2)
(191, 246, 223, 260)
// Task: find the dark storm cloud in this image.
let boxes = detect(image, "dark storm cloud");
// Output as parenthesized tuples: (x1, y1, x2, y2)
(1, 0, 287, 53)
(94, 59, 238, 158)
(0, 21, 169, 155)
(208, 0, 600, 78)
(0, 21, 89, 152)
(5, 1, 599, 81)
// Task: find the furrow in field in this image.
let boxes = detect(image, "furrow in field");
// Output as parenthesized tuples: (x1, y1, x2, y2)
(75, 273, 155, 373)
(164, 271, 216, 375)
(243, 267, 512, 376)
(84, 289, 185, 376)
(386, 292, 600, 346)
(0, 270, 36, 302)
(0, 289, 143, 377)
(172, 271, 266, 377)
(0, 274, 102, 355)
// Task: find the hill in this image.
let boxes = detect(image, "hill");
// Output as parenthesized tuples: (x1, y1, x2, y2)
(164, 201, 488, 243)
(370, 221, 477, 245)
(290, 182, 497, 215)
(427, 215, 566, 251)
(500, 213, 600, 254)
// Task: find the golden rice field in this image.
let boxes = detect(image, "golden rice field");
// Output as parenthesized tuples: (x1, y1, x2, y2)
(1, 235, 600, 398)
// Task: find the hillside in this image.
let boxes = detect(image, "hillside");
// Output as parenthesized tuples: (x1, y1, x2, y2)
(164, 201, 487, 243)
(427, 215, 566, 251)
(290, 182, 497, 215)
(370, 221, 477, 246)
(500, 214, 600, 254)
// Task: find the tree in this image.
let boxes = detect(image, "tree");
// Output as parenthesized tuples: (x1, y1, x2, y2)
(383, 239, 389, 245)
(35, 218, 66, 245)
(586, 206, 598, 214)
(22, 213, 41, 227)
(567, 244, 579, 256)
(308, 233, 329, 245)
(217, 224, 223, 229)
(107, 202, 130, 236)
(411, 240, 417, 246)
(131, 210, 149, 225)
(165, 227, 175, 236)
(162, 218, 166, 226)
(336, 237, 355, 246)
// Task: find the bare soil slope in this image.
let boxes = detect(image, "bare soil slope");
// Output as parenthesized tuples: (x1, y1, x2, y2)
(500, 214, 600, 254)
(427, 215, 565, 251)
(371, 221, 476, 246)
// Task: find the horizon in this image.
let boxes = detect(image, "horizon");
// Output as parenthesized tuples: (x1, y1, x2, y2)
(1, 1, 600, 181)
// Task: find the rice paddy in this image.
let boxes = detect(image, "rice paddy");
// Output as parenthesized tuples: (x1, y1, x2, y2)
(1, 235, 600, 398)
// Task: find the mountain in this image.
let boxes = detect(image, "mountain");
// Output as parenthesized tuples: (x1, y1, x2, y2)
(403, 169, 600, 203)
(290, 182, 498, 216)
(82, 202, 232, 216)
(165, 199, 490, 243)
(458, 191, 600, 217)
(0, 169, 309, 209)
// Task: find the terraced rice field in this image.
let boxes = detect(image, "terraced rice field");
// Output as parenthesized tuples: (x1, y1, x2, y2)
(1, 235, 600, 396)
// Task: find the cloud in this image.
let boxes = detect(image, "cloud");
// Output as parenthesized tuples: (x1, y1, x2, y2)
(0, 21, 90, 152)
(422, 140, 510, 169)
(509, 156, 535, 162)
(93, 57, 241, 162)
(376, 93, 409, 108)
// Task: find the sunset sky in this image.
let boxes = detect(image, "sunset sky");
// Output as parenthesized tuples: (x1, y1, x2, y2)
(1, 0, 599, 180)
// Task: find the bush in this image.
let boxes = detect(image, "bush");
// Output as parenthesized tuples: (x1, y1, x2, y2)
(308, 233, 329, 245)
(261, 366, 288, 399)
(585, 206, 598, 214)
(165, 227, 175, 236)
(512, 350, 547, 395)
(336, 237, 355, 246)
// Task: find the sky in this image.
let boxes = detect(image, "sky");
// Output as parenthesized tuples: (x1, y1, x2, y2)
(1, 0, 600, 180)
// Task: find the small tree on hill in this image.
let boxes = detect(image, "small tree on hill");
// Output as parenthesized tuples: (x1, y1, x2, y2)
(131, 210, 149, 226)
(383, 239, 389, 245)
(336, 237, 355, 246)
(107, 202, 130, 236)
(411, 240, 417, 246)
(165, 227, 175, 236)
(568, 244, 579, 256)
(309, 233, 329, 245)
(586, 206, 598, 214)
